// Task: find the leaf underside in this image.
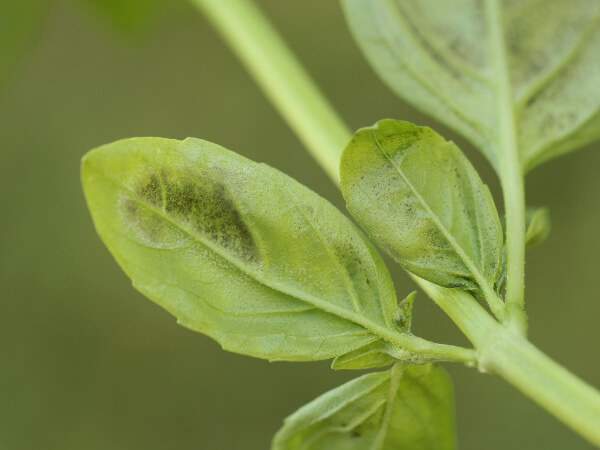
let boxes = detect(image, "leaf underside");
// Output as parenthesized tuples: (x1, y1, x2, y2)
(340, 119, 504, 295)
(342, 0, 600, 172)
(332, 340, 398, 370)
(81, 137, 400, 362)
(272, 364, 455, 450)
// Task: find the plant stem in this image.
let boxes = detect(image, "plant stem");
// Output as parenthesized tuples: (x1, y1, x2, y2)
(193, 0, 600, 443)
(414, 276, 600, 446)
(383, 329, 476, 365)
(485, 0, 528, 333)
(410, 276, 497, 345)
(480, 330, 600, 446)
(190, 0, 350, 185)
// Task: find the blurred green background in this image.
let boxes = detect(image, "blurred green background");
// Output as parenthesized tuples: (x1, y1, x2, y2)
(1, 1, 599, 449)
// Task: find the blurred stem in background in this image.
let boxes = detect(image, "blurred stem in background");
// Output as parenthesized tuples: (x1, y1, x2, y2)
(191, 0, 600, 445)
(190, 0, 349, 185)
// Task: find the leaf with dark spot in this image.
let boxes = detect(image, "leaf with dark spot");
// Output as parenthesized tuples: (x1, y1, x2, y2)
(81, 137, 401, 362)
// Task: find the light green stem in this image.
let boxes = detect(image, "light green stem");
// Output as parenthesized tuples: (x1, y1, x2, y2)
(481, 330, 600, 446)
(380, 328, 476, 365)
(410, 276, 497, 345)
(193, 0, 600, 444)
(415, 276, 600, 446)
(190, 0, 350, 185)
(485, 0, 528, 333)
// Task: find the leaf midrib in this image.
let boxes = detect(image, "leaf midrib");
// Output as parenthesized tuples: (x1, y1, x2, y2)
(370, 364, 403, 450)
(371, 133, 494, 297)
(375, 0, 493, 140)
(289, 197, 364, 315)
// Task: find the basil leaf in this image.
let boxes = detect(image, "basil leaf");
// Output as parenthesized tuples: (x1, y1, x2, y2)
(272, 364, 456, 450)
(331, 340, 398, 370)
(340, 120, 504, 302)
(81, 137, 400, 361)
(332, 292, 417, 370)
(342, 0, 600, 172)
(525, 207, 550, 248)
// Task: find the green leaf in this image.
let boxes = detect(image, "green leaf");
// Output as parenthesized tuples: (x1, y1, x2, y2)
(81, 137, 401, 362)
(393, 290, 416, 333)
(331, 340, 399, 370)
(341, 0, 600, 172)
(332, 292, 417, 370)
(340, 120, 504, 304)
(525, 207, 550, 248)
(272, 364, 456, 450)
(0, 0, 48, 91)
(500, 206, 551, 249)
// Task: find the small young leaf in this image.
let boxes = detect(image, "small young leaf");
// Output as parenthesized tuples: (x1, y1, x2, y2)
(342, 0, 600, 172)
(500, 206, 551, 249)
(332, 291, 418, 370)
(340, 120, 504, 297)
(525, 207, 550, 248)
(393, 290, 416, 333)
(272, 364, 456, 450)
(82, 137, 400, 362)
(331, 340, 399, 370)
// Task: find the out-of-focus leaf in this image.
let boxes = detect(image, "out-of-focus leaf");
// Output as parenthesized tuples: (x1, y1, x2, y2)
(342, 0, 600, 172)
(525, 207, 550, 248)
(272, 364, 456, 450)
(500, 206, 551, 249)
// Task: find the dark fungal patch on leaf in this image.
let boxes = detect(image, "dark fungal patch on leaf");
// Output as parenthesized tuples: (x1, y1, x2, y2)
(426, 226, 448, 250)
(121, 198, 188, 248)
(124, 168, 259, 263)
(331, 235, 384, 314)
(138, 173, 163, 207)
(350, 428, 361, 438)
(331, 236, 368, 283)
